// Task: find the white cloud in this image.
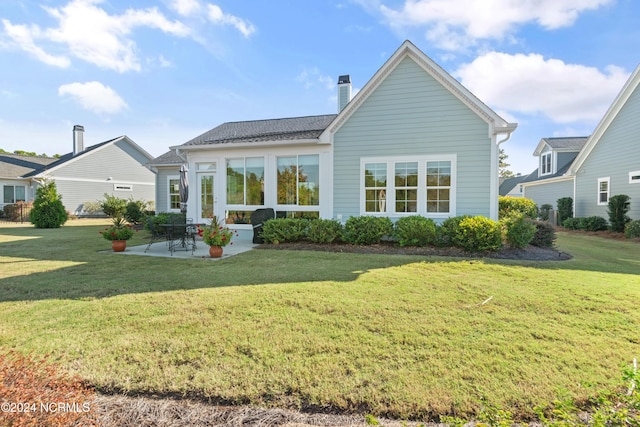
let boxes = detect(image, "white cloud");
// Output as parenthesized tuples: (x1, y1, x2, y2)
(454, 52, 629, 124)
(378, 0, 613, 50)
(169, 0, 202, 16)
(207, 4, 255, 38)
(58, 81, 128, 115)
(296, 67, 334, 91)
(2, 0, 190, 72)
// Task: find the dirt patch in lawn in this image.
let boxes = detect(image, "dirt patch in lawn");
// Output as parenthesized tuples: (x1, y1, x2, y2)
(257, 241, 572, 261)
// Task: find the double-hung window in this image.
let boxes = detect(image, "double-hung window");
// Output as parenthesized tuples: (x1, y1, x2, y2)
(361, 155, 456, 217)
(3, 185, 26, 204)
(540, 152, 552, 175)
(597, 177, 610, 205)
(168, 177, 180, 211)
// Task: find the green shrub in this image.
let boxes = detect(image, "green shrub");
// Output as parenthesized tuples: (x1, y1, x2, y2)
(394, 216, 437, 247)
(343, 216, 393, 245)
(436, 216, 470, 247)
(147, 212, 186, 231)
(306, 219, 343, 244)
(531, 220, 556, 248)
(260, 218, 308, 244)
(29, 180, 68, 228)
(581, 216, 608, 232)
(557, 197, 573, 224)
(498, 196, 538, 219)
(500, 213, 536, 249)
(454, 216, 502, 252)
(124, 198, 149, 225)
(562, 217, 581, 230)
(607, 194, 631, 233)
(624, 220, 640, 239)
(81, 200, 103, 216)
(100, 193, 127, 218)
(538, 204, 553, 222)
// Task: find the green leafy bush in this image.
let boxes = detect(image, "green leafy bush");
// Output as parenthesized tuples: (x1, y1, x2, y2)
(306, 219, 343, 244)
(124, 198, 149, 225)
(29, 180, 68, 228)
(393, 216, 437, 247)
(261, 218, 308, 244)
(557, 197, 573, 224)
(454, 216, 502, 252)
(81, 200, 103, 216)
(343, 216, 393, 245)
(562, 217, 581, 230)
(538, 204, 553, 222)
(500, 213, 536, 248)
(624, 220, 640, 239)
(435, 215, 470, 247)
(607, 194, 631, 232)
(147, 212, 186, 231)
(531, 220, 556, 248)
(581, 216, 608, 232)
(100, 193, 127, 218)
(498, 196, 538, 219)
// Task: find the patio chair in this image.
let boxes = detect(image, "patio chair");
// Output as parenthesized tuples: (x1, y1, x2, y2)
(145, 217, 170, 252)
(250, 208, 276, 244)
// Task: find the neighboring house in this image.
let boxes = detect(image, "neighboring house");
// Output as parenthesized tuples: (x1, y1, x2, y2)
(523, 63, 640, 220)
(149, 40, 517, 239)
(499, 174, 527, 197)
(1, 125, 156, 216)
(521, 137, 588, 210)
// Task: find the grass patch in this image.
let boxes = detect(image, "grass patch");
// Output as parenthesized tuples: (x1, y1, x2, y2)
(0, 221, 639, 421)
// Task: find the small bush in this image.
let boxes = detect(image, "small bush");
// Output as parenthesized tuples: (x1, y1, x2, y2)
(81, 200, 103, 216)
(0, 351, 97, 427)
(562, 217, 581, 230)
(343, 216, 393, 245)
(3, 201, 32, 222)
(531, 220, 556, 248)
(557, 197, 573, 224)
(624, 220, 640, 239)
(436, 216, 470, 247)
(498, 196, 538, 219)
(29, 180, 68, 228)
(100, 193, 127, 218)
(581, 216, 608, 232)
(260, 218, 308, 244)
(394, 216, 437, 247)
(607, 194, 631, 233)
(306, 219, 343, 244)
(538, 204, 553, 222)
(124, 198, 149, 225)
(454, 216, 502, 252)
(501, 213, 536, 248)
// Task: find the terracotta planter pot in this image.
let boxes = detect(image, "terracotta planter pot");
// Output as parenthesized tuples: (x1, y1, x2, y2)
(111, 240, 127, 252)
(209, 246, 223, 258)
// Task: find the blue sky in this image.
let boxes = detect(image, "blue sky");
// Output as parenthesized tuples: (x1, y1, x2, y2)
(1, 0, 638, 174)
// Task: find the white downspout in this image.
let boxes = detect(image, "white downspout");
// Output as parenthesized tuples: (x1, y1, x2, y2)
(490, 124, 516, 220)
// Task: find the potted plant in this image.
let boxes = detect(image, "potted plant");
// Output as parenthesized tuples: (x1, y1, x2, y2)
(197, 216, 236, 258)
(100, 215, 135, 252)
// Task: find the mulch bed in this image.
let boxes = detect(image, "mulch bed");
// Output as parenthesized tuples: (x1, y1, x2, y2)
(257, 241, 572, 261)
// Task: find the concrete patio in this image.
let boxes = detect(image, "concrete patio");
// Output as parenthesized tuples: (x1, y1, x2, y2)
(113, 238, 256, 259)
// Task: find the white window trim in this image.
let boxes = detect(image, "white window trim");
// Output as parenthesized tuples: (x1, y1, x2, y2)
(167, 175, 180, 212)
(540, 152, 553, 176)
(360, 155, 457, 218)
(597, 177, 610, 206)
(629, 171, 640, 184)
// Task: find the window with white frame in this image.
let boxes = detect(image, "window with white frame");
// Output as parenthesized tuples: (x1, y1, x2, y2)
(3, 185, 26, 204)
(597, 177, 610, 205)
(168, 176, 180, 211)
(276, 154, 319, 206)
(540, 152, 552, 175)
(629, 171, 640, 184)
(227, 157, 265, 206)
(361, 156, 456, 217)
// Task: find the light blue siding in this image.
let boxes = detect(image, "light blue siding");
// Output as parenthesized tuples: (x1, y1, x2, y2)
(333, 56, 492, 219)
(575, 84, 640, 219)
(155, 167, 180, 213)
(557, 152, 578, 172)
(523, 179, 573, 210)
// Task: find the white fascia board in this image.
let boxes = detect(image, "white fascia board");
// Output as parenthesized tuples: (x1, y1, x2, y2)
(171, 139, 322, 152)
(521, 175, 574, 188)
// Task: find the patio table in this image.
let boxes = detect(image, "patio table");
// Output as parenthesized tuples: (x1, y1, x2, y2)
(160, 223, 203, 255)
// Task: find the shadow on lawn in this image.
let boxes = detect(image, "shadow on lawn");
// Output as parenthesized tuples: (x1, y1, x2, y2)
(0, 224, 638, 303)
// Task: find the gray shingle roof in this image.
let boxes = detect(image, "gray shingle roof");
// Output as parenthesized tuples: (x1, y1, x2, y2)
(541, 136, 588, 151)
(21, 138, 117, 177)
(180, 114, 337, 147)
(499, 175, 527, 196)
(148, 150, 184, 166)
(0, 153, 58, 178)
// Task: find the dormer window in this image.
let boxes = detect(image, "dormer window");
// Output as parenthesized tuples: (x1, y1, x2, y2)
(541, 152, 552, 175)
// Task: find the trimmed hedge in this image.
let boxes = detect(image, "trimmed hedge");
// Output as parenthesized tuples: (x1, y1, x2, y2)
(563, 216, 608, 232)
(261, 218, 308, 244)
(306, 219, 343, 244)
(624, 220, 640, 239)
(557, 197, 573, 224)
(343, 216, 393, 245)
(531, 220, 556, 248)
(498, 196, 538, 219)
(607, 194, 631, 233)
(501, 213, 536, 249)
(393, 216, 437, 247)
(454, 216, 502, 252)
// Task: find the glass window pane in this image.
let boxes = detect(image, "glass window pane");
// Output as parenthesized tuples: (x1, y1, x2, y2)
(226, 159, 245, 204)
(245, 157, 264, 205)
(169, 179, 180, 209)
(4, 186, 14, 204)
(277, 157, 297, 205)
(298, 155, 319, 206)
(15, 186, 25, 202)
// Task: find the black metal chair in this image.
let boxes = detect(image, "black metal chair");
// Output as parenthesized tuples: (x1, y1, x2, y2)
(250, 208, 276, 244)
(145, 217, 170, 252)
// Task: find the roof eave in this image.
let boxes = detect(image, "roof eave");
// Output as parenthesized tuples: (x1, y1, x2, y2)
(172, 138, 323, 151)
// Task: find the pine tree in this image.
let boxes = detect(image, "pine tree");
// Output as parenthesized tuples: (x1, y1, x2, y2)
(29, 180, 68, 228)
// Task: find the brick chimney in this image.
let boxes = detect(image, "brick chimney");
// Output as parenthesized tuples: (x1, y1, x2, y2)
(73, 125, 84, 155)
(337, 75, 351, 112)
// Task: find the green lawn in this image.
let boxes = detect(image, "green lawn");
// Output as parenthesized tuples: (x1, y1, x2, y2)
(0, 220, 638, 421)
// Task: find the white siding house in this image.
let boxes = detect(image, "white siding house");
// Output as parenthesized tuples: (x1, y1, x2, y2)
(149, 41, 517, 238)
